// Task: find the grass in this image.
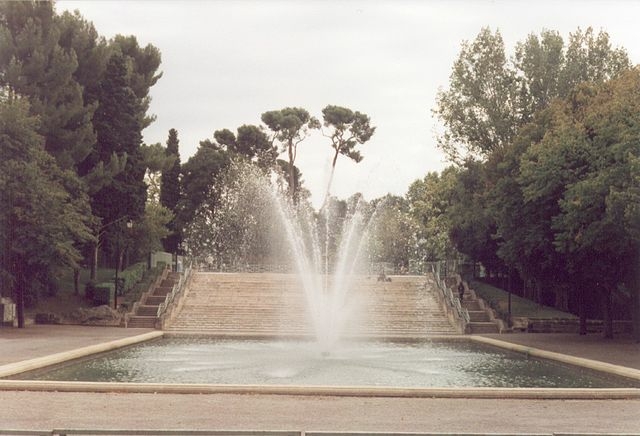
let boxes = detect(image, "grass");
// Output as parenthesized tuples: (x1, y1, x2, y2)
(56, 267, 116, 294)
(470, 279, 577, 320)
(26, 266, 163, 317)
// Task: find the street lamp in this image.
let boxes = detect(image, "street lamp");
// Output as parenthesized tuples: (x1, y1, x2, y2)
(114, 219, 133, 310)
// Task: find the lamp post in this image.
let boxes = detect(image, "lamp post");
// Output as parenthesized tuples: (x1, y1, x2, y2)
(114, 220, 133, 310)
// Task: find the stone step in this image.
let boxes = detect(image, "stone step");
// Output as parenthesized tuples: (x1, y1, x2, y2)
(467, 321, 500, 334)
(165, 273, 459, 337)
(136, 305, 159, 316)
(128, 316, 157, 328)
(146, 295, 166, 305)
(463, 300, 482, 311)
(468, 310, 490, 322)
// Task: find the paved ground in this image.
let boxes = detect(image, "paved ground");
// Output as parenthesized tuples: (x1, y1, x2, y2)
(0, 325, 639, 433)
(483, 332, 640, 370)
(1, 391, 639, 433)
(0, 325, 154, 365)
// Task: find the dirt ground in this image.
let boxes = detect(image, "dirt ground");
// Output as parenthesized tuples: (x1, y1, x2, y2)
(0, 391, 639, 433)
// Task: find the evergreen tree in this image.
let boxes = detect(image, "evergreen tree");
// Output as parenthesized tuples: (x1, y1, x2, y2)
(0, 1, 97, 170)
(81, 53, 147, 267)
(160, 128, 182, 253)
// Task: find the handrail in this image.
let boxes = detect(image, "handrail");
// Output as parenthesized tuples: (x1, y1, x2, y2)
(430, 262, 470, 326)
(156, 264, 192, 318)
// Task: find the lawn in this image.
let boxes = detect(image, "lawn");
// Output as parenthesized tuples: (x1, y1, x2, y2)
(470, 280, 576, 320)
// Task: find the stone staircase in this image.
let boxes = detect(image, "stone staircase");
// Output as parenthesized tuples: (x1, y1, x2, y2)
(461, 290, 501, 334)
(164, 273, 458, 339)
(127, 272, 180, 328)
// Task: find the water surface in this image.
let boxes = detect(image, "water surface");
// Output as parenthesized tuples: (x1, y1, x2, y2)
(19, 338, 636, 388)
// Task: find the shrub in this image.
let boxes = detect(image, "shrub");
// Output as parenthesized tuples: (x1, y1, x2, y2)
(92, 283, 114, 306)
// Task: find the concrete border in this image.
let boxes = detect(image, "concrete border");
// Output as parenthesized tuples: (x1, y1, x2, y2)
(0, 331, 163, 378)
(468, 335, 640, 382)
(1, 331, 638, 399)
(0, 379, 639, 399)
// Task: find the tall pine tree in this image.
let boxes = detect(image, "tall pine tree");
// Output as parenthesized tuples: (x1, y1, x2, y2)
(160, 128, 182, 253)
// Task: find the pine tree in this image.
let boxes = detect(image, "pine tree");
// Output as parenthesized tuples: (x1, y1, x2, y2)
(160, 128, 182, 253)
(0, 1, 97, 169)
(82, 53, 147, 266)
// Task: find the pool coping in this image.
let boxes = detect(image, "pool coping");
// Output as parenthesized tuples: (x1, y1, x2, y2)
(1, 331, 639, 399)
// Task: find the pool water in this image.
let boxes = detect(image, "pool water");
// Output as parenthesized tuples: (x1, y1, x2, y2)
(17, 338, 637, 388)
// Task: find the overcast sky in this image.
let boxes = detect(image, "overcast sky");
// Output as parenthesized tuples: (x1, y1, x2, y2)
(57, 0, 640, 208)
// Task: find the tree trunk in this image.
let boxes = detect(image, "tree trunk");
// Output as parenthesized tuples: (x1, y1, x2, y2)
(578, 290, 587, 335)
(15, 261, 25, 328)
(633, 285, 640, 343)
(73, 268, 80, 296)
(90, 242, 98, 281)
(287, 141, 296, 204)
(601, 289, 613, 339)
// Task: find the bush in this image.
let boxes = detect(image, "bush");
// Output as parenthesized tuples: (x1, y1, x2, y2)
(92, 283, 115, 306)
(121, 265, 163, 305)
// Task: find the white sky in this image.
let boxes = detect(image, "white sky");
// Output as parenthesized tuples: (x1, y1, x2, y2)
(57, 0, 640, 208)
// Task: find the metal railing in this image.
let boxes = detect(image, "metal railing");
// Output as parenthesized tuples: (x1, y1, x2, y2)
(157, 264, 192, 318)
(430, 261, 470, 327)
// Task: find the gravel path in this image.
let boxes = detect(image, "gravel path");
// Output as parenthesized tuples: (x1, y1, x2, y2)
(0, 391, 639, 433)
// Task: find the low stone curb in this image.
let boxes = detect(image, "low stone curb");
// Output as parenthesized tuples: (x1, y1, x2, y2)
(0, 379, 638, 399)
(469, 335, 640, 382)
(0, 331, 163, 378)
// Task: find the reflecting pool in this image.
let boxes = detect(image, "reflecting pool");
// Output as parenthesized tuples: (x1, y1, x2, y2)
(15, 338, 637, 388)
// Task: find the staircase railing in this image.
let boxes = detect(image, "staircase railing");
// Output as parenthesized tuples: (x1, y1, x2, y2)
(157, 263, 192, 318)
(430, 262, 470, 331)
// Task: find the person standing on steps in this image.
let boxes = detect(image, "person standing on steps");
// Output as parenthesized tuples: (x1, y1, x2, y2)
(458, 281, 465, 303)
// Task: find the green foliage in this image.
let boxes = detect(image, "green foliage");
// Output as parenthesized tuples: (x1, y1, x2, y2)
(91, 283, 114, 306)
(121, 265, 163, 305)
(0, 1, 97, 170)
(109, 34, 162, 130)
(159, 129, 182, 253)
(261, 107, 319, 200)
(116, 262, 147, 296)
(0, 97, 94, 325)
(367, 195, 418, 270)
(178, 140, 231, 233)
(213, 124, 278, 169)
(86, 53, 147, 228)
(406, 168, 458, 261)
(184, 159, 287, 268)
(320, 105, 375, 208)
(435, 26, 631, 163)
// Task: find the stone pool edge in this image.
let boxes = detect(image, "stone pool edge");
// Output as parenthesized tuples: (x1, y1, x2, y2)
(1, 331, 639, 399)
(0, 331, 164, 378)
(468, 335, 640, 382)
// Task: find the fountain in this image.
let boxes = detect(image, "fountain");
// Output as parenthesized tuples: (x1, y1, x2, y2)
(5, 161, 638, 392)
(185, 159, 377, 351)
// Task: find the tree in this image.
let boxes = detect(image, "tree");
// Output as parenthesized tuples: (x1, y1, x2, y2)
(178, 140, 231, 236)
(446, 160, 504, 277)
(0, 1, 97, 170)
(109, 34, 162, 130)
(434, 27, 518, 162)
(184, 160, 285, 268)
(320, 105, 375, 209)
(435, 26, 631, 163)
(80, 53, 147, 275)
(0, 97, 93, 327)
(261, 107, 319, 202)
(367, 195, 418, 273)
(214, 124, 278, 168)
(406, 168, 458, 264)
(160, 128, 182, 253)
